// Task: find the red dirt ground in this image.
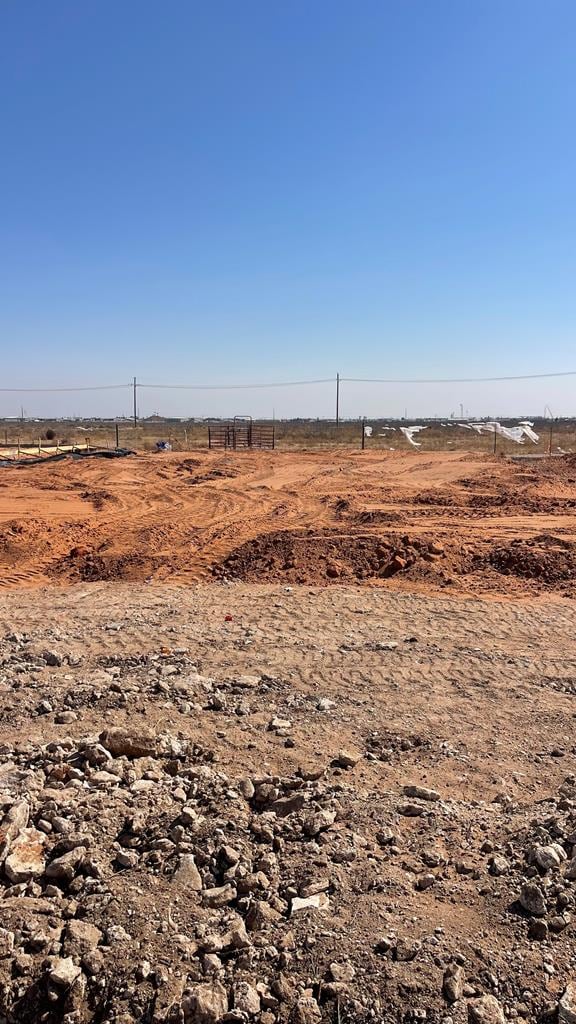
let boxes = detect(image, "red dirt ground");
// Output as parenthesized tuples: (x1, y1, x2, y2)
(0, 449, 575, 597)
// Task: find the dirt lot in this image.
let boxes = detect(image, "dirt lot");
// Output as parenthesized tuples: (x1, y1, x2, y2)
(0, 585, 574, 1022)
(0, 449, 575, 598)
(0, 452, 575, 1023)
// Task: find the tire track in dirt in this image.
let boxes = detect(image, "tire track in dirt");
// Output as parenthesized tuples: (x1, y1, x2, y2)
(0, 449, 574, 595)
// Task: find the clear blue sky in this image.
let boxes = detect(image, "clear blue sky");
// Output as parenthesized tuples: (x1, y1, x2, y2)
(1, 1, 576, 419)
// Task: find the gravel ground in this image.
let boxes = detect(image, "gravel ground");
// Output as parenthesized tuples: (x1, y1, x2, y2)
(0, 583, 575, 1023)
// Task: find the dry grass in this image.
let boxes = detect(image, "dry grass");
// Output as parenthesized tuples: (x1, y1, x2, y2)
(0, 417, 575, 456)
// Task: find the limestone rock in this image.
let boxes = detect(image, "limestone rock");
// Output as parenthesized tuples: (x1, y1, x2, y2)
(336, 749, 361, 768)
(245, 900, 282, 931)
(290, 996, 322, 1024)
(182, 981, 228, 1024)
(99, 726, 158, 758)
(565, 856, 576, 880)
(4, 827, 45, 883)
(559, 983, 576, 1024)
(403, 784, 441, 802)
(519, 880, 547, 916)
(0, 800, 30, 862)
(443, 964, 464, 1003)
(64, 920, 102, 956)
(174, 853, 203, 890)
(50, 957, 82, 988)
(233, 981, 261, 1015)
(468, 994, 505, 1024)
(45, 845, 86, 884)
(0, 928, 14, 957)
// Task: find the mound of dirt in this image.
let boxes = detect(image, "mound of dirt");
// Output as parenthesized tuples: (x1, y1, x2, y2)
(213, 530, 448, 584)
(49, 547, 160, 583)
(487, 536, 576, 583)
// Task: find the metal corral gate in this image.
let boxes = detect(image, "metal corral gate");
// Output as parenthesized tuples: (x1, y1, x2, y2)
(208, 416, 275, 450)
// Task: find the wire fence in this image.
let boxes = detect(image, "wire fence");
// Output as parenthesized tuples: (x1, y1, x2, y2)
(0, 371, 575, 456)
(0, 415, 574, 458)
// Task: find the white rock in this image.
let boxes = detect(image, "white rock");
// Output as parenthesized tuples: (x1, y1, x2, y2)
(233, 981, 261, 1015)
(174, 854, 203, 891)
(50, 957, 82, 988)
(534, 844, 565, 871)
(291, 893, 330, 914)
(4, 827, 45, 883)
(182, 981, 228, 1024)
(519, 880, 547, 916)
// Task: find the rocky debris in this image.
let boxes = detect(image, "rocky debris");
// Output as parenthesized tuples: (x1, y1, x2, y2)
(49, 956, 83, 988)
(467, 994, 506, 1023)
(519, 879, 547, 916)
(99, 726, 158, 758)
(4, 827, 45, 883)
(0, 624, 575, 1024)
(182, 981, 228, 1023)
(335, 749, 361, 768)
(403, 783, 441, 801)
(443, 963, 464, 1003)
(559, 984, 576, 1024)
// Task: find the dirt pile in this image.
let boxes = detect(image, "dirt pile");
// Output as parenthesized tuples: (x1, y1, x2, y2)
(214, 529, 576, 595)
(488, 536, 576, 584)
(214, 530, 449, 584)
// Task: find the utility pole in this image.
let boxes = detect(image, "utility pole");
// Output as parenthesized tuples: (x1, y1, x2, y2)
(133, 377, 137, 428)
(335, 373, 340, 428)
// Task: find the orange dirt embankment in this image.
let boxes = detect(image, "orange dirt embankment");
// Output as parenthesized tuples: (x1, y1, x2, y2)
(0, 449, 575, 597)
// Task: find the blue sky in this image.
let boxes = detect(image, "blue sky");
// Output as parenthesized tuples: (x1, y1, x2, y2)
(1, 1, 576, 419)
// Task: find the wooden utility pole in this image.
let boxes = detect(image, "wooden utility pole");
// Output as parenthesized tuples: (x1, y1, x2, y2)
(133, 377, 137, 427)
(335, 373, 340, 428)
(549, 420, 554, 455)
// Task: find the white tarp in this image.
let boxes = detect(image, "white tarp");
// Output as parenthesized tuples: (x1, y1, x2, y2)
(363, 425, 373, 437)
(400, 425, 426, 448)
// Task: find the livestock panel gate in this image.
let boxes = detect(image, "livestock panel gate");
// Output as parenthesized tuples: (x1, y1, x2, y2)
(208, 416, 275, 450)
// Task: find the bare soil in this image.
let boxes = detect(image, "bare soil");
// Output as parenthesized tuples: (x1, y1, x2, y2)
(0, 585, 574, 1022)
(0, 452, 575, 1022)
(0, 450, 575, 598)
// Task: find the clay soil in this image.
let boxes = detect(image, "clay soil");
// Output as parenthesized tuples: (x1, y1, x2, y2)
(0, 452, 575, 1022)
(0, 449, 575, 598)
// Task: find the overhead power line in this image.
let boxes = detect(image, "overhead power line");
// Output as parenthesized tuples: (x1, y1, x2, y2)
(0, 369, 575, 392)
(344, 371, 576, 384)
(138, 378, 334, 390)
(0, 384, 130, 392)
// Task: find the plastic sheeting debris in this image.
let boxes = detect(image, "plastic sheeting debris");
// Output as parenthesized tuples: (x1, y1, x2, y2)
(363, 425, 373, 437)
(399, 425, 427, 447)
(467, 421, 539, 444)
(0, 448, 135, 469)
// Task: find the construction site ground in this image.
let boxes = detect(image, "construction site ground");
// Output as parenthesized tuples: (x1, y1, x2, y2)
(0, 451, 575, 1023)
